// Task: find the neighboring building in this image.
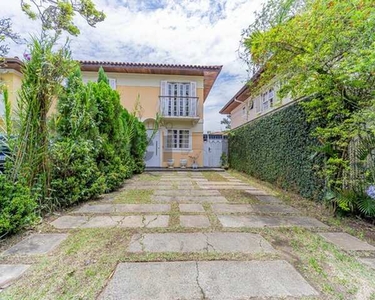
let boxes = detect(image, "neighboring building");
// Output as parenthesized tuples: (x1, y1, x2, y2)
(0, 58, 222, 168)
(219, 73, 293, 129)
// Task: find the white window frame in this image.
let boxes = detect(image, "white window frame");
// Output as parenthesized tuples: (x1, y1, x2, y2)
(160, 81, 197, 117)
(258, 87, 276, 113)
(268, 88, 275, 108)
(165, 129, 191, 151)
(108, 78, 117, 90)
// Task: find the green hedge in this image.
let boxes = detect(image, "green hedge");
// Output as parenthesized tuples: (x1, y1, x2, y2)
(229, 102, 324, 199)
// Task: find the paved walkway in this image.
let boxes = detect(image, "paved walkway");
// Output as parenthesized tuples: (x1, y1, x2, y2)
(1, 171, 375, 299)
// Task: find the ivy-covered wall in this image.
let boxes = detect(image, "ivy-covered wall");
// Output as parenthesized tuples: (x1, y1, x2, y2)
(229, 102, 324, 200)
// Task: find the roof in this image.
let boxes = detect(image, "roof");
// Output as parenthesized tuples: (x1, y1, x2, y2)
(219, 83, 251, 114)
(219, 69, 262, 114)
(1, 57, 23, 73)
(2, 58, 222, 101)
(79, 61, 222, 101)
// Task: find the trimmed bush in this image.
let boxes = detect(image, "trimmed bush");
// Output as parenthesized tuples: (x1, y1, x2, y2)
(229, 102, 324, 199)
(50, 138, 106, 207)
(0, 175, 37, 237)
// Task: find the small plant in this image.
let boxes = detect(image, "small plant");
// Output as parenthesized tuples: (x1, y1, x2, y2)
(189, 152, 201, 169)
(0, 175, 37, 238)
(220, 152, 229, 169)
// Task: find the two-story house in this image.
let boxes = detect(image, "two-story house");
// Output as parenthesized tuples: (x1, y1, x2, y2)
(0, 58, 222, 168)
(219, 72, 293, 129)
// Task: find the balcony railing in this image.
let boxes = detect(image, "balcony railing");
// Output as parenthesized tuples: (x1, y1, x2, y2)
(159, 96, 199, 118)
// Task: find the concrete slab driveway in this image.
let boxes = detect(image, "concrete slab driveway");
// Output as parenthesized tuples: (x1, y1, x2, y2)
(2, 171, 375, 299)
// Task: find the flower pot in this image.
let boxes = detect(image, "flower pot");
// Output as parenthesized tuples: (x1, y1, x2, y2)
(167, 159, 174, 169)
(180, 159, 187, 168)
(192, 163, 198, 169)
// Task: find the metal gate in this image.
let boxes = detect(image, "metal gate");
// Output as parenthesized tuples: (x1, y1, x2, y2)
(203, 134, 228, 167)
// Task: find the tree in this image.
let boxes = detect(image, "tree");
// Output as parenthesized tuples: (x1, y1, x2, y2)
(21, 0, 105, 36)
(221, 115, 231, 130)
(8, 0, 105, 208)
(0, 18, 22, 59)
(11, 37, 74, 209)
(241, 0, 375, 213)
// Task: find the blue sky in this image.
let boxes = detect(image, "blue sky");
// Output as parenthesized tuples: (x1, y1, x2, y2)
(2, 0, 264, 132)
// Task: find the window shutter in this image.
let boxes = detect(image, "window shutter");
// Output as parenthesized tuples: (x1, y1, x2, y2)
(160, 81, 168, 115)
(160, 81, 168, 96)
(109, 78, 117, 90)
(190, 82, 197, 117)
(255, 96, 261, 113)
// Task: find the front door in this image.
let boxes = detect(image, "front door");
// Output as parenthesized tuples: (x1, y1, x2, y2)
(145, 130, 160, 167)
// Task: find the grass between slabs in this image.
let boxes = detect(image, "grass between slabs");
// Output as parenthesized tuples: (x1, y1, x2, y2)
(3, 170, 375, 299)
(220, 189, 260, 204)
(137, 173, 161, 182)
(261, 227, 375, 299)
(113, 189, 153, 204)
(1, 228, 130, 300)
(228, 170, 375, 242)
(202, 171, 228, 182)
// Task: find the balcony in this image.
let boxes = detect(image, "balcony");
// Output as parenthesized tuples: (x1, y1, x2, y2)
(159, 96, 199, 120)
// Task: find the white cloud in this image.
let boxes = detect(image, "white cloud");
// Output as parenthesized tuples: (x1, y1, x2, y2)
(2, 0, 264, 132)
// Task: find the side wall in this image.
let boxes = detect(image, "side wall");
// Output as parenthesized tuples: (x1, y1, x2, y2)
(0, 71, 23, 127)
(229, 101, 324, 199)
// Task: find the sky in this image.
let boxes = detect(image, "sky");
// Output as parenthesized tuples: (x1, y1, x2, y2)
(2, 0, 264, 132)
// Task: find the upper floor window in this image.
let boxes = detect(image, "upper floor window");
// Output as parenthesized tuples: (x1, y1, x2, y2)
(258, 87, 275, 113)
(109, 78, 117, 90)
(160, 81, 197, 117)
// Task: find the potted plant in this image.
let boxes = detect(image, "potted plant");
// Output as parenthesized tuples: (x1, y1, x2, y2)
(189, 152, 201, 169)
(180, 158, 188, 168)
(167, 159, 174, 169)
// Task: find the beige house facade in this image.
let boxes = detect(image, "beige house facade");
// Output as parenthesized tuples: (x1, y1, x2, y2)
(220, 75, 293, 129)
(0, 58, 222, 168)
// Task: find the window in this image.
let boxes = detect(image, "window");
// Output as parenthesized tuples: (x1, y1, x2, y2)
(166, 129, 190, 150)
(242, 106, 246, 117)
(160, 81, 197, 117)
(260, 88, 275, 113)
(268, 88, 274, 107)
(109, 78, 117, 90)
(168, 82, 190, 116)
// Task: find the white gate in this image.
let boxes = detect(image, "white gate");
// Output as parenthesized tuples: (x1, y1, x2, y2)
(203, 134, 228, 167)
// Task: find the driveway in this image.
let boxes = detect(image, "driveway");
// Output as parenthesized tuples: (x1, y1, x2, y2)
(1, 171, 375, 299)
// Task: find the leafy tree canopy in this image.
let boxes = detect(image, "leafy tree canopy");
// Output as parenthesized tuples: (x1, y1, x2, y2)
(221, 115, 231, 130)
(0, 18, 22, 59)
(21, 0, 106, 36)
(241, 0, 375, 191)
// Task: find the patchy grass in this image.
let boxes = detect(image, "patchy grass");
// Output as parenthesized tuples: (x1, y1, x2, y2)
(4, 170, 375, 299)
(113, 189, 153, 204)
(1, 229, 130, 300)
(202, 172, 228, 182)
(261, 227, 375, 299)
(220, 189, 260, 204)
(169, 202, 180, 228)
(202, 202, 222, 230)
(137, 173, 161, 182)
